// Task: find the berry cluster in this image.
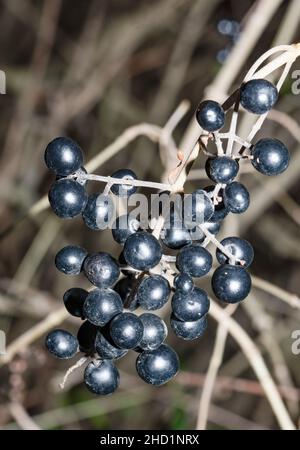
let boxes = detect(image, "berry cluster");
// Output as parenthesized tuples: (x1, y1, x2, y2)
(45, 76, 289, 396)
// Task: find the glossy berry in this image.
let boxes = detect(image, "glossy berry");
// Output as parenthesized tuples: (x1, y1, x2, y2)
(240, 79, 278, 115)
(196, 100, 225, 132)
(251, 138, 289, 176)
(82, 193, 114, 230)
(95, 330, 127, 360)
(224, 181, 250, 214)
(174, 273, 194, 293)
(110, 312, 144, 349)
(44, 137, 84, 176)
(204, 185, 229, 222)
(112, 214, 140, 244)
(48, 179, 87, 219)
(161, 217, 192, 250)
(176, 244, 212, 278)
(201, 220, 221, 235)
(138, 313, 168, 351)
(45, 329, 78, 359)
(136, 344, 179, 386)
(83, 288, 123, 326)
(55, 245, 87, 275)
(212, 265, 251, 303)
(83, 252, 120, 288)
(135, 275, 170, 310)
(172, 286, 210, 321)
(184, 189, 214, 225)
(63, 287, 88, 318)
(123, 232, 162, 271)
(216, 237, 254, 268)
(205, 156, 239, 184)
(171, 314, 207, 340)
(110, 169, 137, 197)
(84, 360, 119, 395)
(77, 321, 98, 354)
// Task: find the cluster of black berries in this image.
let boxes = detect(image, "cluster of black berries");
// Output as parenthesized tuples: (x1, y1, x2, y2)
(45, 77, 289, 396)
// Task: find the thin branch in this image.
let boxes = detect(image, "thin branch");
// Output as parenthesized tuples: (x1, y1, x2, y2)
(209, 299, 295, 430)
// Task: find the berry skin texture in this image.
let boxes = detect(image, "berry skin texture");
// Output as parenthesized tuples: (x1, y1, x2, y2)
(44, 137, 84, 176)
(110, 169, 137, 197)
(48, 179, 87, 219)
(174, 273, 194, 293)
(136, 344, 179, 386)
(251, 138, 289, 176)
(83, 288, 123, 326)
(196, 100, 225, 132)
(95, 330, 128, 360)
(212, 265, 251, 303)
(216, 237, 254, 268)
(135, 275, 170, 310)
(84, 360, 119, 395)
(184, 189, 214, 225)
(123, 231, 162, 271)
(82, 193, 114, 230)
(161, 219, 192, 250)
(55, 245, 87, 275)
(110, 312, 144, 349)
(77, 321, 98, 354)
(45, 329, 78, 359)
(224, 181, 250, 214)
(240, 79, 278, 115)
(170, 314, 207, 340)
(112, 214, 140, 244)
(205, 156, 239, 184)
(172, 286, 210, 321)
(63, 287, 88, 318)
(138, 313, 168, 351)
(176, 244, 212, 278)
(83, 252, 120, 288)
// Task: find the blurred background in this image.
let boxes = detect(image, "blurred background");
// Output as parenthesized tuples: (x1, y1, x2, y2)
(0, 0, 300, 430)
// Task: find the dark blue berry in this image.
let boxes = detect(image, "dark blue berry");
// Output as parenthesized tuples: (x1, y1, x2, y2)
(44, 137, 84, 176)
(110, 169, 137, 197)
(251, 138, 289, 176)
(63, 287, 88, 318)
(82, 193, 114, 230)
(216, 237, 254, 268)
(212, 264, 251, 303)
(170, 314, 207, 340)
(83, 252, 120, 288)
(136, 344, 179, 386)
(172, 286, 210, 321)
(110, 312, 144, 349)
(123, 232, 162, 271)
(204, 185, 229, 222)
(176, 244, 212, 278)
(161, 216, 192, 249)
(95, 330, 127, 360)
(55, 245, 87, 275)
(138, 313, 167, 351)
(84, 360, 119, 395)
(45, 329, 78, 359)
(240, 79, 278, 115)
(83, 288, 123, 326)
(77, 321, 98, 354)
(196, 100, 225, 132)
(224, 181, 250, 213)
(48, 179, 87, 219)
(112, 214, 140, 244)
(184, 189, 214, 225)
(202, 220, 221, 235)
(174, 273, 194, 293)
(135, 275, 170, 310)
(205, 156, 239, 184)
